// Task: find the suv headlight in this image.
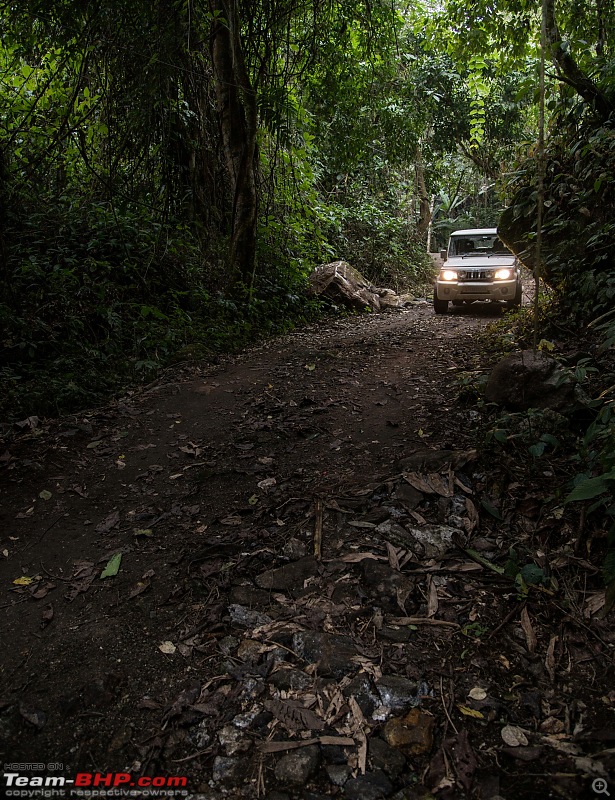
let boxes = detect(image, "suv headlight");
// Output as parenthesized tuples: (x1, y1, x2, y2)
(494, 268, 511, 280)
(441, 270, 457, 281)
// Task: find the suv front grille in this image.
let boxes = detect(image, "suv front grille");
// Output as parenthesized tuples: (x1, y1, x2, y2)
(459, 270, 492, 281)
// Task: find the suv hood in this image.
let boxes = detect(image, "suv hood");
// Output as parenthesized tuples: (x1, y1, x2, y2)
(446, 255, 516, 268)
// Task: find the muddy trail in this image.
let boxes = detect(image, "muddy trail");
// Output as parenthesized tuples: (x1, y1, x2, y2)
(0, 303, 612, 800)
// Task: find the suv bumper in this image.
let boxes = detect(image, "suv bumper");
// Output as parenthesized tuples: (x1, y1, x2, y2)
(435, 278, 519, 302)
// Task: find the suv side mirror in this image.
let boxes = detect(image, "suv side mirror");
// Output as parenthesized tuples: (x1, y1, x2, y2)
(440, 249, 447, 261)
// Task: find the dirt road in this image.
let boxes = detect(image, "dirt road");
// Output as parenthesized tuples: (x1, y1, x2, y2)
(0, 303, 611, 800)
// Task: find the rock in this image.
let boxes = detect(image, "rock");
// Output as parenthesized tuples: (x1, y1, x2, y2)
(375, 676, 419, 712)
(217, 724, 252, 755)
(282, 537, 308, 560)
(237, 638, 266, 662)
(256, 556, 320, 591)
(343, 770, 394, 799)
(359, 559, 415, 606)
(268, 667, 314, 691)
(229, 584, 273, 606)
(229, 604, 273, 629)
(368, 737, 407, 780)
(326, 764, 352, 787)
(274, 744, 321, 786)
(308, 261, 382, 311)
(394, 482, 424, 511)
(485, 350, 577, 411)
(382, 708, 435, 756)
(212, 756, 244, 785)
(293, 631, 359, 679)
(400, 523, 457, 559)
(308, 261, 409, 312)
(342, 674, 380, 717)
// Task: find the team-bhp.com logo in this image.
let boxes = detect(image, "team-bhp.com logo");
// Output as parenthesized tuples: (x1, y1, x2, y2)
(3, 771, 188, 797)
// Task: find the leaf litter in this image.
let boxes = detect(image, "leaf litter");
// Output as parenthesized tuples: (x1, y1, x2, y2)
(0, 305, 612, 799)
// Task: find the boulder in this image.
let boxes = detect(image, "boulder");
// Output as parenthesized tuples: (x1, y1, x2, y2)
(308, 261, 410, 311)
(485, 350, 577, 412)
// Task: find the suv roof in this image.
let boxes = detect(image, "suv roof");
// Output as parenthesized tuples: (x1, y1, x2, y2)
(450, 228, 498, 236)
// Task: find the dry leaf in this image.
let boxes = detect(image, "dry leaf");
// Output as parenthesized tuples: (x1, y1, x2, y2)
(386, 541, 401, 571)
(468, 687, 487, 701)
(426, 576, 439, 618)
(545, 635, 558, 682)
(264, 697, 325, 732)
(520, 606, 537, 653)
(457, 705, 484, 719)
(159, 641, 176, 654)
(501, 725, 529, 747)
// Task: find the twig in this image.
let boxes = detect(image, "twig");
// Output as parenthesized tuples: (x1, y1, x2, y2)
(172, 747, 213, 763)
(314, 498, 323, 560)
(487, 602, 523, 640)
(440, 675, 458, 735)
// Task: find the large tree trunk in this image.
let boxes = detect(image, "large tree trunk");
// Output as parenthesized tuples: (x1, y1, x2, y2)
(543, 0, 613, 120)
(209, 0, 258, 282)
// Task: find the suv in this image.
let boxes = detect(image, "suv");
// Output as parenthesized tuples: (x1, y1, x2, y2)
(434, 228, 522, 314)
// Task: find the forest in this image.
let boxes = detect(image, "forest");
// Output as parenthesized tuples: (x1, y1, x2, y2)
(1, 0, 611, 417)
(1, 2, 615, 796)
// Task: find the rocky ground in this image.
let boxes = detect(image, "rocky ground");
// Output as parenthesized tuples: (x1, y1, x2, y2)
(0, 300, 612, 800)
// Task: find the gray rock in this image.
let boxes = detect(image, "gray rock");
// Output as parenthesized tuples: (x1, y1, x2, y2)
(368, 737, 407, 780)
(376, 676, 418, 712)
(326, 764, 352, 787)
(400, 523, 457, 559)
(359, 558, 415, 603)
(229, 584, 273, 606)
(282, 537, 308, 559)
(228, 604, 273, 629)
(217, 724, 252, 755)
(292, 631, 358, 679)
(268, 667, 314, 691)
(212, 756, 244, 785)
(342, 673, 380, 717)
(256, 556, 320, 591)
(274, 743, 321, 786)
(343, 770, 394, 799)
(485, 350, 577, 411)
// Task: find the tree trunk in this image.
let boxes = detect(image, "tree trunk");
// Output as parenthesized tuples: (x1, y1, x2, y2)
(415, 147, 431, 237)
(544, 0, 613, 120)
(209, 0, 258, 283)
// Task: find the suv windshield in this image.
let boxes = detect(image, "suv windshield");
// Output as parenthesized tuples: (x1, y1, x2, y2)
(449, 234, 508, 257)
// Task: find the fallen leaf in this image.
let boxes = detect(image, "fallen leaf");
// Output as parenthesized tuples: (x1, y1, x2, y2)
(100, 552, 122, 579)
(41, 604, 54, 626)
(19, 702, 46, 729)
(501, 725, 529, 747)
(95, 510, 121, 534)
(13, 576, 35, 586)
(468, 687, 487, 701)
(520, 606, 537, 653)
(159, 641, 176, 654)
(457, 705, 485, 719)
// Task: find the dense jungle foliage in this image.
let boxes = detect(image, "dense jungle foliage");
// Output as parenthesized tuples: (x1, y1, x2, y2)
(0, 1, 614, 426)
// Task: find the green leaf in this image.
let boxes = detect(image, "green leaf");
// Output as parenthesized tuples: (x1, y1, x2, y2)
(520, 563, 546, 585)
(100, 552, 122, 579)
(528, 442, 545, 457)
(481, 498, 504, 520)
(565, 472, 615, 503)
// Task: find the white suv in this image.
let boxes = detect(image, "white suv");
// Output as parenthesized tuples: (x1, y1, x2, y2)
(434, 228, 522, 314)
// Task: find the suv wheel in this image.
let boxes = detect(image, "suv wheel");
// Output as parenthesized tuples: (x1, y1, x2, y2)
(433, 289, 449, 314)
(506, 282, 523, 309)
